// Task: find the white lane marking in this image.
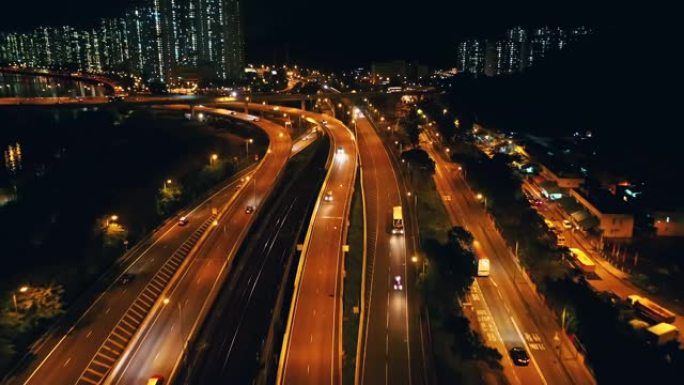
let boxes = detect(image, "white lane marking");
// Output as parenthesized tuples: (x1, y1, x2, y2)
(509, 316, 548, 385)
(472, 281, 523, 385)
(63, 358, 71, 368)
(85, 330, 92, 339)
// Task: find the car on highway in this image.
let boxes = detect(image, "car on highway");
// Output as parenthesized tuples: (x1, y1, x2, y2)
(562, 219, 574, 230)
(178, 216, 189, 226)
(119, 273, 135, 285)
(320, 119, 328, 125)
(393, 275, 403, 291)
(252, 117, 260, 122)
(245, 205, 255, 214)
(557, 234, 566, 246)
(336, 146, 344, 155)
(324, 191, 333, 202)
(147, 375, 164, 385)
(509, 347, 530, 366)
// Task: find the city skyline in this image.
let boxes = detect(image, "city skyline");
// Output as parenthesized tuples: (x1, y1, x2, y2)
(0, 0, 245, 83)
(1, 0, 622, 68)
(456, 25, 591, 76)
(0, 2, 681, 385)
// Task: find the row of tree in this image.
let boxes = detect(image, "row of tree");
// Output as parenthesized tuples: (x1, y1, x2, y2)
(444, 119, 684, 383)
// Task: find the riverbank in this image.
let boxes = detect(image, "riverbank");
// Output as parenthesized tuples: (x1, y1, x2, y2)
(0, 107, 263, 374)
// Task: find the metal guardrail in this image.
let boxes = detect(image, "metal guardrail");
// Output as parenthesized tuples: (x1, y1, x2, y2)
(75, 214, 216, 385)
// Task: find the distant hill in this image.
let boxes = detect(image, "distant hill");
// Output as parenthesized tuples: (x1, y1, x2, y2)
(446, 25, 681, 206)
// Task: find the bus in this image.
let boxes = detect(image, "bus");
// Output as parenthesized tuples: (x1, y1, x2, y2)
(477, 257, 490, 277)
(628, 295, 676, 324)
(392, 206, 404, 234)
(569, 248, 596, 273)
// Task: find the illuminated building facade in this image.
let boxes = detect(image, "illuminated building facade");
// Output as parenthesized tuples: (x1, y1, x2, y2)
(0, 0, 245, 83)
(455, 26, 591, 77)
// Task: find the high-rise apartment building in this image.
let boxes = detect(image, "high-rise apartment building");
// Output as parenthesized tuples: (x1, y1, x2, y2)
(0, 0, 246, 83)
(222, 0, 245, 80)
(456, 26, 591, 77)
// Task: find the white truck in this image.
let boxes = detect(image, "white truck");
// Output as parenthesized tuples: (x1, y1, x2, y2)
(646, 323, 679, 346)
(477, 257, 490, 277)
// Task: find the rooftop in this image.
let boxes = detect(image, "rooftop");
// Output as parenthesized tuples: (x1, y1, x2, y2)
(576, 187, 631, 215)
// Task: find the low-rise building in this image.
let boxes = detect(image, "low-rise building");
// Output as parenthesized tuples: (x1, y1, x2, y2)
(570, 188, 634, 238)
(652, 211, 684, 237)
(540, 163, 584, 189)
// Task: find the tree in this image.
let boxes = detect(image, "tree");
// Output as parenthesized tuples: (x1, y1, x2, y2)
(447, 226, 474, 249)
(403, 108, 421, 147)
(157, 181, 183, 216)
(400, 149, 435, 174)
(0, 337, 15, 373)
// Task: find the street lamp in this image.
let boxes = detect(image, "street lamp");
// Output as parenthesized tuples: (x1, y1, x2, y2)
(164, 179, 172, 190)
(476, 193, 487, 208)
(411, 255, 426, 275)
(13, 286, 29, 313)
(210, 153, 218, 166)
(105, 214, 118, 228)
(245, 138, 254, 158)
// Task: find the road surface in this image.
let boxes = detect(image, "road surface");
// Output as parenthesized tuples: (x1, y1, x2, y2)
(1, 109, 287, 385)
(354, 108, 428, 385)
(183, 133, 329, 385)
(422, 134, 595, 385)
(226, 102, 358, 385)
(522, 180, 684, 344)
(104, 107, 292, 385)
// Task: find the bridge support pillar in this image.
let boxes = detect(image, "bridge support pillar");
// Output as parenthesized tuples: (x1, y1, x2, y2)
(300, 99, 306, 111)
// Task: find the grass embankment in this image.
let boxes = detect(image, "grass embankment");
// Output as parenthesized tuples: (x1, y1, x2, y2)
(342, 170, 364, 385)
(412, 173, 489, 385)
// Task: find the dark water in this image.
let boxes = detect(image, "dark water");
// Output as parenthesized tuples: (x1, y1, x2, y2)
(0, 107, 239, 293)
(0, 72, 108, 97)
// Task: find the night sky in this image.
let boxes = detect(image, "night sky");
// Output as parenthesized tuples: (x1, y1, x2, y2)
(3, 0, 623, 68)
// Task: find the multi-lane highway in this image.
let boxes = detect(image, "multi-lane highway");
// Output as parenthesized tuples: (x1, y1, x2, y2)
(103, 106, 292, 385)
(422, 134, 595, 385)
(354, 108, 429, 385)
(227, 102, 357, 385)
(1, 108, 290, 385)
(182, 130, 329, 385)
